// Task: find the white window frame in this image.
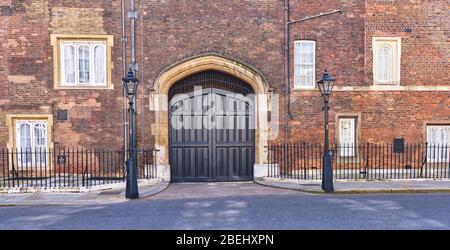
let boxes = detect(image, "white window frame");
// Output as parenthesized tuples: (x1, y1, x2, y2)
(377, 46, 391, 83)
(60, 41, 107, 87)
(294, 40, 316, 89)
(338, 118, 357, 157)
(426, 125, 450, 163)
(15, 120, 49, 166)
(373, 37, 401, 85)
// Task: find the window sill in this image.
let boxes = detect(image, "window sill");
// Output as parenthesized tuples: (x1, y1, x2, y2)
(293, 87, 316, 91)
(55, 85, 114, 90)
(373, 81, 400, 86)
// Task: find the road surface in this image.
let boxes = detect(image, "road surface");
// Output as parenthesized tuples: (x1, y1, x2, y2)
(0, 182, 449, 230)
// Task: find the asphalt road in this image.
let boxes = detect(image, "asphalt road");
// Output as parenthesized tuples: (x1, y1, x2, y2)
(0, 183, 449, 230)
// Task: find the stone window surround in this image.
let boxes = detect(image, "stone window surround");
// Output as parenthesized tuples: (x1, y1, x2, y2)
(424, 122, 450, 163)
(5, 114, 54, 151)
(423, 121, 450, 144)
(335, 113, 361, 162)
(51, 34, 114, 90)
(372, 37, 401, 86)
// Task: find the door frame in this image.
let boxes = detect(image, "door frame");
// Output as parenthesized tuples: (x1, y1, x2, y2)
(150, 54, 275, 182)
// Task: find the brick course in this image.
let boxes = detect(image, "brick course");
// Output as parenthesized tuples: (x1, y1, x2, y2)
(0, 0, 448, 150)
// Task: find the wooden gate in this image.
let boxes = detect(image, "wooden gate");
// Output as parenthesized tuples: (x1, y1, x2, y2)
(169, 71, 255, 182)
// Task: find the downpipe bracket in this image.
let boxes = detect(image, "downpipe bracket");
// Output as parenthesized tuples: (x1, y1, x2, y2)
(128, 10, 138, 19)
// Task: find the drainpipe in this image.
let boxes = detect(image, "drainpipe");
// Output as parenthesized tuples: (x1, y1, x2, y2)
(283, 0, 291, 143)
(139, 0, 146, 146)
(129, 0, 137, 68)
(121, 0, 128, 156)
(128, 0, 138, 154)
(282, 0, 291, 178)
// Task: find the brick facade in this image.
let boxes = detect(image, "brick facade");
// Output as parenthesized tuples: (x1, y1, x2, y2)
(0, 0, 448, 152)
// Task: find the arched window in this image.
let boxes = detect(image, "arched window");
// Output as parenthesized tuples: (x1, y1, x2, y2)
(63, 44, 76, 84)
(377, 46, 390, 83)
(58, 38, 109, 87)
(78, 44, 90, 84)
(34, 123, 47, 148)
(16, 120, 48, 165)
(18, 122, 32, 150)
(34, 123, 47, 164)
(373, 37, 401, 85)
(17, 122, 32, 164)
(94, 44, 106, 84)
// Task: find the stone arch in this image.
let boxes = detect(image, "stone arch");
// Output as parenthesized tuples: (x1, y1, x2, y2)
(150, 54, 272, 181)
(153, 53, 269, 95)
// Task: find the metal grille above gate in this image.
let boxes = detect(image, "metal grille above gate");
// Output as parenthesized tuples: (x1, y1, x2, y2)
(169, 70, 255, 182)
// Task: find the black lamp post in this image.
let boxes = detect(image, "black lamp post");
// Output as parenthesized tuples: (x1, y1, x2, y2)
(123, 68, 139, 199)
(317, 69, 335, 193)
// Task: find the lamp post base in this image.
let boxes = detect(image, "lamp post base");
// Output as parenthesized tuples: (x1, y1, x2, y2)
(322, 151, 334, 193)
(125, 159, 140, 199)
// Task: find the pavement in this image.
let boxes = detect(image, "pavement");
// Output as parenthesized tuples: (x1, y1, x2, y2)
(0, 179, 169, 206)
(255, 177, 450, 194)
(0, 182, 449, 229)
(1, 178, 449, 206)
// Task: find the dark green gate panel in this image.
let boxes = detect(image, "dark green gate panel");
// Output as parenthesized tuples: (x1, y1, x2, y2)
(169, 71, 255, 182)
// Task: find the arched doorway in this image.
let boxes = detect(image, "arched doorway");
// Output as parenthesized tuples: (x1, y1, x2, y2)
(150, 54, 273, 182)
(169, 71, 255, 182)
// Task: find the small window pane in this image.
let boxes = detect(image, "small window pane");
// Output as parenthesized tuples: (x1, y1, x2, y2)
(94, 45, 106, 84)
(34, 123, 47, 164)
(300, 43, 314, 64)
(63, 45, 76, 84)
(378, 47, 390, 82)
(34, 123, 46, 147)
(78, 45, 90, 84)
(18, 123, 32, 164)
(339, 118, 356, 157)
(19, 123, 32, 149)
(427, 126, 450, 162)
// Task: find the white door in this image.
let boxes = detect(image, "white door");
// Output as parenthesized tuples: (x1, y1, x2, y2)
(339, 118, 356, 157)
(427, 126, 450, 162)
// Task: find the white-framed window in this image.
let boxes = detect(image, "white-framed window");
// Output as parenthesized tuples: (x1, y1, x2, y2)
(377, 46, 390, 82)
(294, 40, 316, 89)
(373, 37, 401, 85)
(427, 125, 450, 163)
(60, 41, 107, 86)
(339, 118, 356, 157)
(15, 120, 48, 165)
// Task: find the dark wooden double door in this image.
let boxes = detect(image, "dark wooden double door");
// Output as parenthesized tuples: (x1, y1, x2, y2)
(169, 72, 255, 182)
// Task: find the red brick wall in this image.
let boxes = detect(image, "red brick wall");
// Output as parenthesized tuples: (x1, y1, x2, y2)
(287, 0, 366, 142)
(287, 0, 449, 144)
(0, 2, 11, 146)
(0, 0, 126, 149)
(365, 0, 449, 86)
(0, 0, 448, 150)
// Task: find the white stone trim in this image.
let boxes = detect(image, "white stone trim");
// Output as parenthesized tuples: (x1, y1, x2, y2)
(332, 86, 450, 92)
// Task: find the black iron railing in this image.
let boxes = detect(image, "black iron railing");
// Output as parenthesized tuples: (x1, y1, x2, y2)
(267, 143, 450, 180)
(0, 148, 158, 188)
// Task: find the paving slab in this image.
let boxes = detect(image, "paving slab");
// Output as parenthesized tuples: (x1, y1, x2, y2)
(0, 180, 169, 206)
(255, 177, 450, 194)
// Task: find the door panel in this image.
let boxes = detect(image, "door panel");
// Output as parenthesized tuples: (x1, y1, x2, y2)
(169, 75, 255, 182)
